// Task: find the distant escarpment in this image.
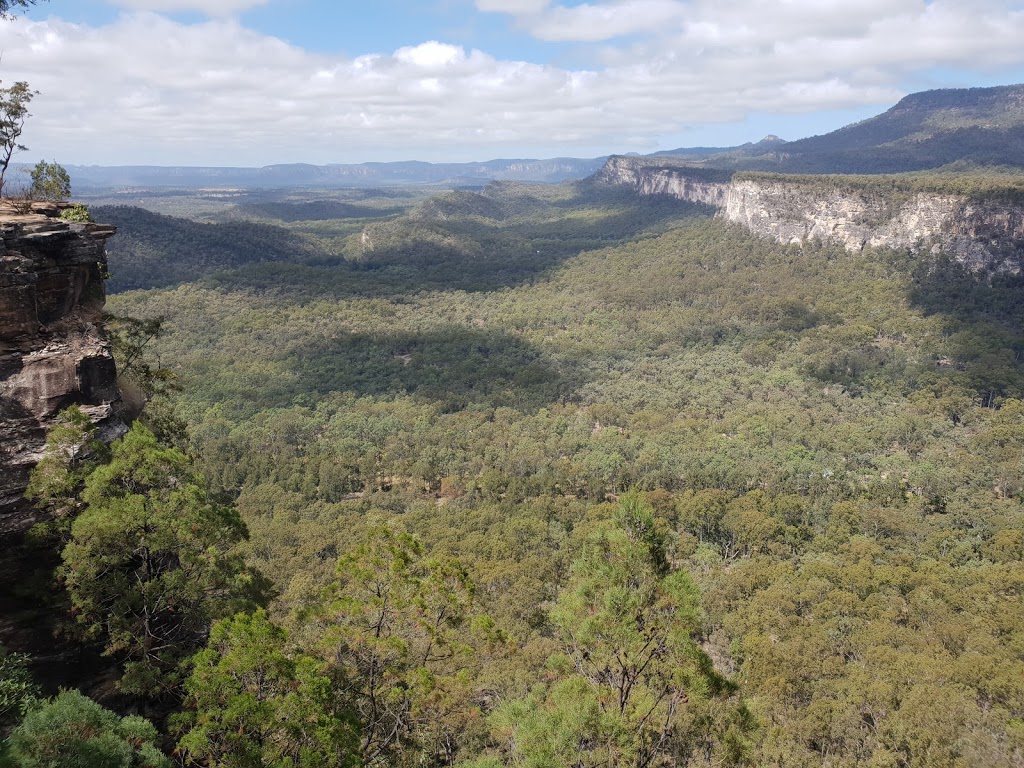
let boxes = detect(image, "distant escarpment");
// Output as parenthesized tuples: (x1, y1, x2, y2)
(0, 203, 124, 530)
(596, 156, 1024, 272)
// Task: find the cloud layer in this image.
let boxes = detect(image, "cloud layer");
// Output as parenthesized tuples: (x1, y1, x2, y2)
(110, 0, 269, 14)
(3, 1, 1024, 164)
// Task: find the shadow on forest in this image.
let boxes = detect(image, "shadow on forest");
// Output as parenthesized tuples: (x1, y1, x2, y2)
(101, 183, 711, 298)
(207, 193, 711, 298)
(289, 325, 584, 412)
(230, 200, 397, 222)
(908, 255, 1024, 326)
(906, 254, 1024, 402)
(0, 527, 117, 699)
(97, 205, 323, 293)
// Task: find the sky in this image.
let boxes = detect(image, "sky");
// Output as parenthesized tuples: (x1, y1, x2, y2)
(1, 0, 1023, 166)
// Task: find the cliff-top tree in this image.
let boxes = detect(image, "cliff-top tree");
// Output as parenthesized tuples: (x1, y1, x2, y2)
(0, 1, 48, 195)
(0, 81, 37, 196)
(29, 160, 70, 201)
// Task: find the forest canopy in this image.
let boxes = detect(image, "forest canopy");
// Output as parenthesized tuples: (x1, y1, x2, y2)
(5, 175, 1024, 767)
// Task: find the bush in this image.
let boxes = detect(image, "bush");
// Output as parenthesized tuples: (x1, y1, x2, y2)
(59, 204, 92, 223)
(3, 690, 170, 768)
(0, 645, 38, 729)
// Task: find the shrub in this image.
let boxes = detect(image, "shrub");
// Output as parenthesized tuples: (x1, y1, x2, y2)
(0, 645, 38, 729)
(58, 204, 92, 223)
(29, 161, 70, 201)
(4, 690, 170, 768)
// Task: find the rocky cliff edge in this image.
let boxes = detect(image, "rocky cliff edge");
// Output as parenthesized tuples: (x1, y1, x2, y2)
(0, 202, 125, 531)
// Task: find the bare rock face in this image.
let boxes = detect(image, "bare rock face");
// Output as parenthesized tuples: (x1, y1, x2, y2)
(0, 203, 125, 531)
(596, 157, 731, 207)
(598, 157, 1024, 272)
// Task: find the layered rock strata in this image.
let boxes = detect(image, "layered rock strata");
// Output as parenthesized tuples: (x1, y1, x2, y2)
(0, 203, 124, 531)
(597, 156, 1024, 272)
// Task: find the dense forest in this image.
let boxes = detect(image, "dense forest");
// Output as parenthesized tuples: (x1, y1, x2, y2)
(4, 177, 1024, 767)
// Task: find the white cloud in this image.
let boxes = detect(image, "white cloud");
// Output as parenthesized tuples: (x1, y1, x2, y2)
(1, 2, 1023, 165)
(394, 41, 465, 69)
(475, 0, 550, 12)
(108, 0, 269, 15)
(526, 0, 688, 42)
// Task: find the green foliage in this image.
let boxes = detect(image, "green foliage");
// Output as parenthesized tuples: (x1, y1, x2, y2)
(94, 205, 324, 292)
(105, 313, 186, 442)
(0, 81, 37, 195)
(488, 495, 753, 768)
(29, 160, 70, 201)
(177, 610, 357, 768)
(60, 424, 254, 695)
(59, 203, 93, 223)
(104, 180, 1024, 765)
(98, 183, 694, 297)
(3, 690, 169, 768)
(305, 527, 495, 766)
(0, 645, 38, 730)
(734, 169, 1024, 206)
(489, 677, 625, 767)
(25, 406, 108, 538)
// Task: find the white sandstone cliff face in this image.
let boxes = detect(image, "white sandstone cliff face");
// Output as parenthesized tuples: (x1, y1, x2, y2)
(598, 157, 1024, 273)
(725, 183, 1022, 272)
(599, 158, 730, 208)
(723, 180, 953, 248)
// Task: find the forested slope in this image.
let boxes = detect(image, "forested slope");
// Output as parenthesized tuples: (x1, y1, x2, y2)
(95, 205, 323, 292)
(89, 179, 1024, 766)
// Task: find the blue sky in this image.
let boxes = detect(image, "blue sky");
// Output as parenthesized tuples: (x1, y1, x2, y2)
(4, 0, 1024, 165)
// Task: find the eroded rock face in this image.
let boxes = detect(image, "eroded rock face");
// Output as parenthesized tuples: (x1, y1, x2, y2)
(0, 204, 124, 531)
(596, 157, 731, 207)
(598, 157, 1024, 272)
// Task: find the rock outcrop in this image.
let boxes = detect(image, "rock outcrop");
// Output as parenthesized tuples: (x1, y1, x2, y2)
(0, 203, 124, 532)
(595, 159, 731, 207)
(597, 156, 1024, 272)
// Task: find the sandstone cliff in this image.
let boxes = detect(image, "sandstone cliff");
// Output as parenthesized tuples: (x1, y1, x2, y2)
(0, 203, 124, 531)
(597, 156, 1024, 272)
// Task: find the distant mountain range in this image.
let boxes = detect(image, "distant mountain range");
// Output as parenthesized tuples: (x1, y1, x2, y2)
(55, 84, 1024, 190)
(660, 84, 1024, 174)
(61, 157, 608, 190)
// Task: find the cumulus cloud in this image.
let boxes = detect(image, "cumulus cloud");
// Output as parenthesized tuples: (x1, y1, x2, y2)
(475, 0, 551, 12)
(393, 41, 467, 69)
(1, 1, 1023, 165)
(515, 0, 688, 42)
(109, 0, 269, 15)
